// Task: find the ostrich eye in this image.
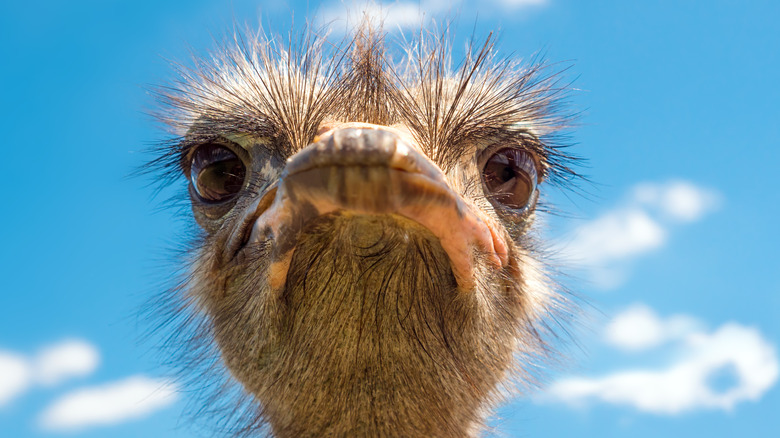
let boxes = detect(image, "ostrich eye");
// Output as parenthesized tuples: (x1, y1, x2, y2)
(189, 144, 246, 203)
(482, 148, 538, 211)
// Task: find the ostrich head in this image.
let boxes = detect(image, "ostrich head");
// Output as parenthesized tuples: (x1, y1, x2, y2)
(150, 23, 577, 438)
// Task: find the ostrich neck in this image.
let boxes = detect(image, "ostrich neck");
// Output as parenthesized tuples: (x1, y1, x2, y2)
(258, 214, 498, 438)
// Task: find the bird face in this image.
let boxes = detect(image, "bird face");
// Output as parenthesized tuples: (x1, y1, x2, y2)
(154, 27, 575, 437)
(202, 122, 517, 290)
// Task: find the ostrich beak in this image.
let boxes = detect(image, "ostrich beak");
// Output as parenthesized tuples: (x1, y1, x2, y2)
(235, 127, 508, 290)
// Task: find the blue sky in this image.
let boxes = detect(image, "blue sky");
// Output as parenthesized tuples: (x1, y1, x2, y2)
(1, 0, 778, 437)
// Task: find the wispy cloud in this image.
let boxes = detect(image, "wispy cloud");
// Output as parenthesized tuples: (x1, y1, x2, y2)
(604, 303, 703, 351)
(557, 180, 721, 289)
(633, 180, 721, 223)
(494, 0, 548, 9)
(543, 306, 779, 414)
(0, 339, 178, 430)
(39, 376, 179, 431)
(35, 339, 100, 386)
(0, 352, 32, 407)
(316, 0, 549, 32)
(564, 207, 667, 266)
(0, 339, 100, 407)
(317, 1, 436, 31)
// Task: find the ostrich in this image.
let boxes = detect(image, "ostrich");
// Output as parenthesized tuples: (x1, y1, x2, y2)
(149, 22, 577, 438)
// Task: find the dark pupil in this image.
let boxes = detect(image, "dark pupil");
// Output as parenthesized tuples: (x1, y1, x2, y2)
(500, 166, 515, 182)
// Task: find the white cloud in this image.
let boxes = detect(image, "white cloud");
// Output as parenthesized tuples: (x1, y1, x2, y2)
(1, 339, 178, 430)
(543, 308, 779, 415)
(318, 1, 432, 31)
(557, 180, 720, 289)
(564, 208, 666, 265)
(634, 180, 721, 223)
(0, 352, 32, 407)
(0, 339, 101, 407)
(604, 304, 702, 351)
(495, 0, 548, 8)
(35, 339, 100, 386)
(39, 376, 179, 431)
(317, 0, 548, 31)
